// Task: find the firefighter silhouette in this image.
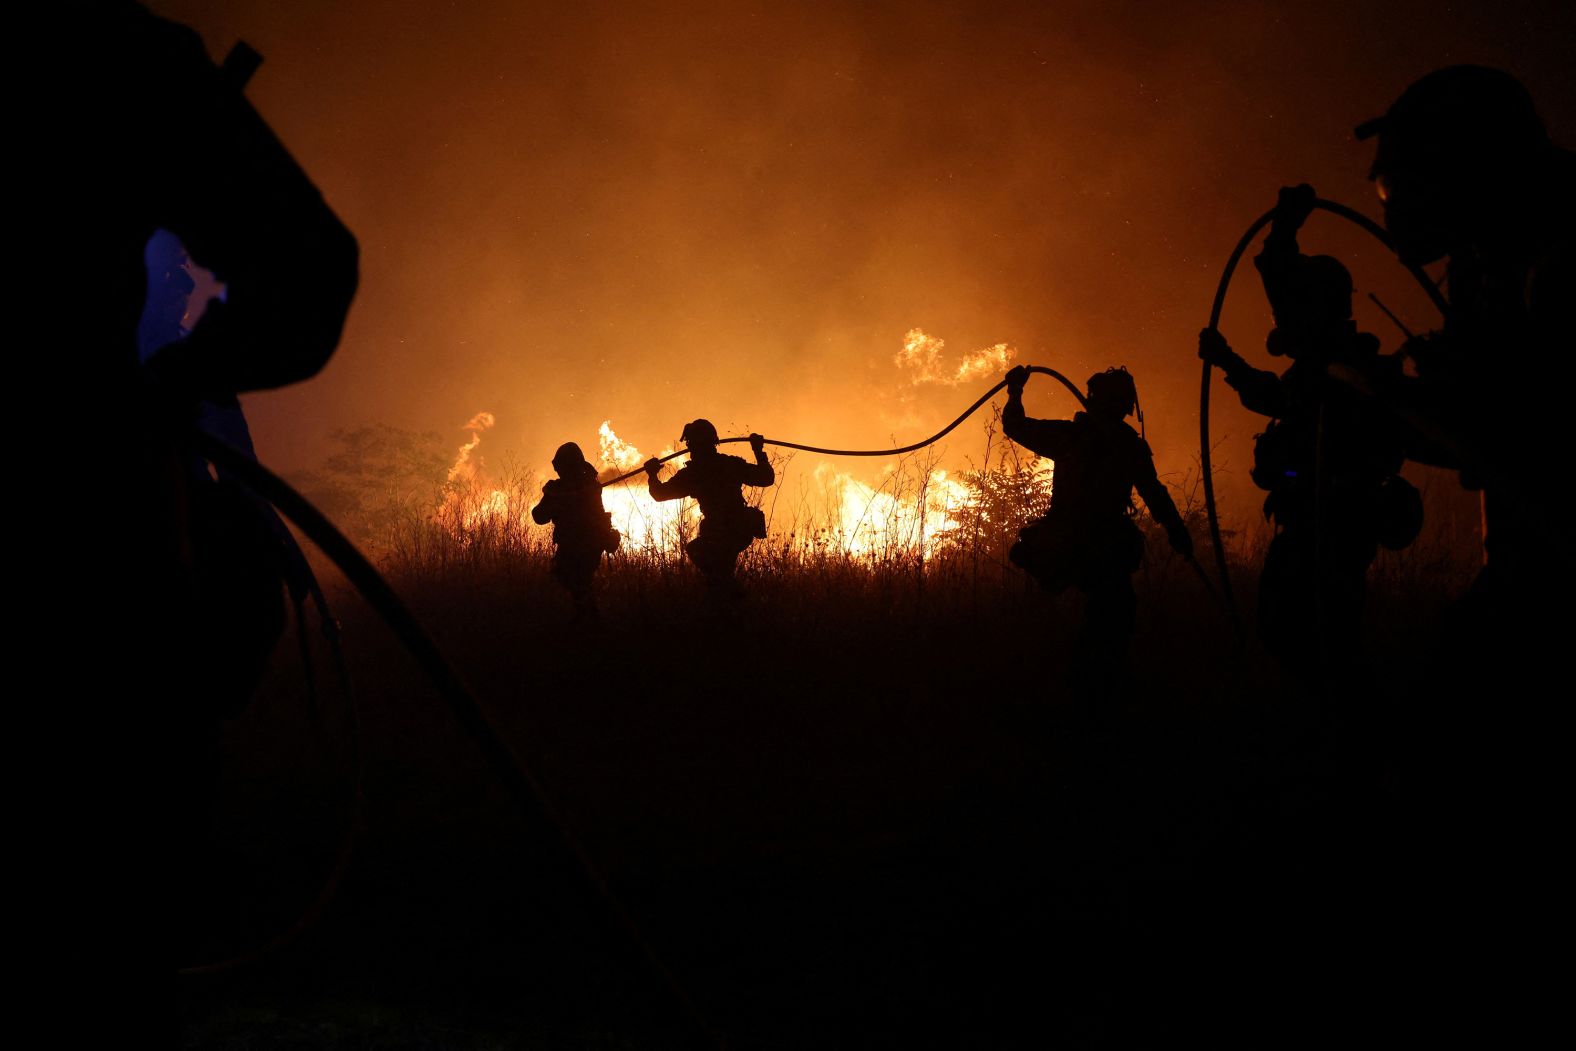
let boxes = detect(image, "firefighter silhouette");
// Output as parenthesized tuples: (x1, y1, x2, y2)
(1360, 66, 1575, 617)
(644, 420, 773, 591)
(43, 0, 358, 1001)
(1355, 66, 1575, 1041)
(1198, 184, 1414, 681)
(532, 441, 620, 616)
(1002, 365, 1192, 691)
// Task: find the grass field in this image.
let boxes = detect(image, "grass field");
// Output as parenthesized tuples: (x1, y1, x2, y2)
(179, 448, 1482, 1048)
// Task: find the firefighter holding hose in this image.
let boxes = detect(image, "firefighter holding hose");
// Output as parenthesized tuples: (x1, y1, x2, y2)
(1002, 364, 1192, 695)
(1198, 184, 1413, 682)
(645, 420, 774, 594)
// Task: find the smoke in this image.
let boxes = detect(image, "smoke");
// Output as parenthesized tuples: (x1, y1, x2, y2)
(159, 0, 1575, 528)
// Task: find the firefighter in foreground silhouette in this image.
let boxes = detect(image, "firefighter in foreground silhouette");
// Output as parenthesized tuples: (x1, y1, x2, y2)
(1354, 66, 1574, 1040)
(644, 421, 773, 591)
(1359, 66, 1574, 631)
(50, 0, 358, 1019)
(1003, 365, 1192, 689)
(532, 441, 620, 615)
(1198, 184, 1413, 680)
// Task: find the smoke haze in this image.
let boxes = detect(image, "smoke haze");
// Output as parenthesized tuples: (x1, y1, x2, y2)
(149, 0, 1574, 519)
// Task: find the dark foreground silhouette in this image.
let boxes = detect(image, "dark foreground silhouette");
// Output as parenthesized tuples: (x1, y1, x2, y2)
(41, 0, 360, 1034)
(1357, 65, 1575, 1041)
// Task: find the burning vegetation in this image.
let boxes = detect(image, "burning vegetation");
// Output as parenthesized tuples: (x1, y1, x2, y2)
(431, 414, 1018, 564)
(388, 328, 1052, 565)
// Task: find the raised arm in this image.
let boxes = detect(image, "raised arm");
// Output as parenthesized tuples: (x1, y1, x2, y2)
(742, 434, 775, 487)
(1199, 328, 1291, 419)
(645, 459, 690, 502)
(1253, 183, 1317, 321)
(1001, 366, 1076, 460)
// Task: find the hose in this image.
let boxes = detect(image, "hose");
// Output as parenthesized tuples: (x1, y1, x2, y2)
(600, 366, 1088, 487)
(191, 431, 726, 1049)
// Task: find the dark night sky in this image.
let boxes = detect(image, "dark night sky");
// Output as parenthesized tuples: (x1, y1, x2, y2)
(150, 0, 1574, 518)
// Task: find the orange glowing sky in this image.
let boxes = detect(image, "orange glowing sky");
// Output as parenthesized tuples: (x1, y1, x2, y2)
(151, 0, 1573, 520)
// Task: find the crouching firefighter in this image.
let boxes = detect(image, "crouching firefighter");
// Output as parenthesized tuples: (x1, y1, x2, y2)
(532, 441, 621, 617)
(1003, 365, 1193, 694)
(644, 420, 773, 594)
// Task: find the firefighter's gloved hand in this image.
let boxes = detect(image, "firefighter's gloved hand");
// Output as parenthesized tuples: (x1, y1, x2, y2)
(1168, 525, 1194, 559)
(643, 457, 663, 476)
(1274, 183, 1317, 229)
(749, 433, 766, 456)
(1005, 365, 1030, 395)
(1197, 328, 1236, 368)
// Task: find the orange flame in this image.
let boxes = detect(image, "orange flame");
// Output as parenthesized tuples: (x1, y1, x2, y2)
(596, 421, 685, 550)
(433, 388, 1000, 563)
(812, 462, 971, 559)
(894, 327, 1016, 387)
(440, 410, 512, 529)
(597, 419, 646, 472)
(447, 411, 497, 483)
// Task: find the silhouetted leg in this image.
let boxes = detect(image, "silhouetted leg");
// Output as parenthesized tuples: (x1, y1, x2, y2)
(551, 546, 603, 619)
(1320, 520, 1379, 681)
(1073, 570, 1136, 702)
(686, 527, 746, 595)
(1259, 527, 1323, 679)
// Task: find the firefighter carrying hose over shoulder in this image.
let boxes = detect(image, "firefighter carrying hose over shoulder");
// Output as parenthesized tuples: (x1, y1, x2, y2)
(644, 420, 773, 594)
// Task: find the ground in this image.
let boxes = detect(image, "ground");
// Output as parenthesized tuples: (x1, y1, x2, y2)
(178, 543, 1462, 1048)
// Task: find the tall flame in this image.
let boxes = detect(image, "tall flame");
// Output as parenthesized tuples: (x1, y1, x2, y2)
(598, 419, 646, 472)
(596, 421, 684, 550)
(448, 411, 497, 483)
(440, 410, 511, 529)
